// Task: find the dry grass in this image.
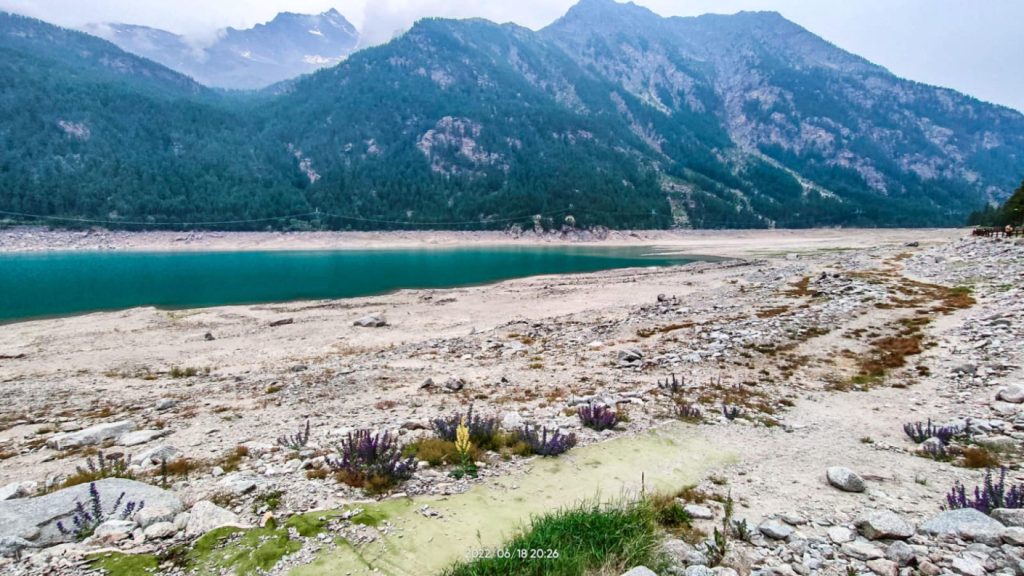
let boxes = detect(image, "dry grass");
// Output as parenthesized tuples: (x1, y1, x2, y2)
(784, 277, 815, 298)
(756, 306, 790, 319)
(636, 322, 695, 338)
(961, 447, 1000, 469)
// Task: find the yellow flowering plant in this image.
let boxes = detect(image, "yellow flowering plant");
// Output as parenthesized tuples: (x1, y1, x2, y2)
(452, 417, 478, 479)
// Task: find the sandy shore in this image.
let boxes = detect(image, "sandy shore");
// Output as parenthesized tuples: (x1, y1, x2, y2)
(0, 227, 965, 258)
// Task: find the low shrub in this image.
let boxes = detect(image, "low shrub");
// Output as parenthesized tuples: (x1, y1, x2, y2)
(517, 425, 577, 457)
(328, 430, 417, 494)
(63, 452, 134, 488)
(577, 404, 618, 431)
(903, 419, 959, 444)
(432, 405, 500, 450)
(945, 467, 1023, 514)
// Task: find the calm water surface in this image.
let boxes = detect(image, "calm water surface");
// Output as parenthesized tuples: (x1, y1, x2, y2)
(0, 246, 708, 323)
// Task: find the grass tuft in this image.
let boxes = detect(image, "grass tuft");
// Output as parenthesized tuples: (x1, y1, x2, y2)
(442, 499, 663, 576)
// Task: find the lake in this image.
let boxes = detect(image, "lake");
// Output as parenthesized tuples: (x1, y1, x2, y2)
(0, 246, 706, 323)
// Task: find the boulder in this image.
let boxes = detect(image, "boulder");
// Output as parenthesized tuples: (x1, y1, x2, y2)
(353, 314, 387, 328)
(617, 348, 643, 364)
(684, 504, 714, 520)
(1003, 527, 1024, 545)
(759, 519, 794, 540)
(47, 421, 135, 450)
(143, 522, 177, 540)
(919, 508, 1004, 536)
(132, 445, 180, 466)
(185, 501, 244, 537)
(117, 430, 170, 447)
(0, 481, 37, 501)
(950, 557, 986, 576)
(0, 536, 34, 558)
(996, 385, 1024, 404)
(826, 466, 865, 493)
(134, 505, 178, 528)
(991, 508, 1024, 527)
(855, 511, 915, 540)
(217, 473, 275, 496)
(827, 526, 855, 544)
(840, 540, 884, 561)
(866, 558, 898, 576)
(621, 568, 659, 576)
(885, 541, 915, 566)
(685, 567, 715, 576)
(93, 520, 136, 543)
(0, 479, 181, 546)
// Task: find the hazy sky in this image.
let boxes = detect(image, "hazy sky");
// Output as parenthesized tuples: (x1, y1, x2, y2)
(2, 0, 1021, 112)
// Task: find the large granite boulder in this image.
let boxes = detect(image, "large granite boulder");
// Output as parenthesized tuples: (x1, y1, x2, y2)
(0, 479, 181, 546)
(46, 421, 134, 450)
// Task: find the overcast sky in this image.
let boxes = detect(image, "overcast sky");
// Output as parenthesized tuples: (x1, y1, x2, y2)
(1, 0, 1021, 112)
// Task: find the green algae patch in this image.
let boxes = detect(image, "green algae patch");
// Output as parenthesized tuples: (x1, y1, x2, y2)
(186, 525, 301, 575)
(291, 421, 733, 576)
(87, 552, 159, 575)
(285, 509, 345, 536)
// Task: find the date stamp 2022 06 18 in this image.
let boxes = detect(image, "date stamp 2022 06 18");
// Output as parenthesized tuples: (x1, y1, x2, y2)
(467, 548, 561, 561)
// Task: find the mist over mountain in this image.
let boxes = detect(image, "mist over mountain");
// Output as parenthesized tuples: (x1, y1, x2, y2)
(83, 9, 359, 90)
(1, 0, 1022, 230)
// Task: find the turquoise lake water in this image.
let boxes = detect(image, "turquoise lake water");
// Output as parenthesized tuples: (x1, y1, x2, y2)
(0, 247, 704, 323)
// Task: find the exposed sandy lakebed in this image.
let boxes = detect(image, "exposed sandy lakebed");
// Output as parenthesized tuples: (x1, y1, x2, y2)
(1, 227, 1022, 575)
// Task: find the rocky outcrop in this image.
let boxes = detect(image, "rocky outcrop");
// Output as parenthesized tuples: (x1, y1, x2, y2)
(0, 479, 182, 546)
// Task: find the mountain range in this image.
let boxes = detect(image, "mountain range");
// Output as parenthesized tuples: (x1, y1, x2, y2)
(1, 0, 1022, 231)
(83, 9, 360, 90)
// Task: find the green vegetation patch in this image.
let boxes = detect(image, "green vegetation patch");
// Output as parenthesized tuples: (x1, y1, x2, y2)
(87, 552, 159, 576)
(442, 499, 663, 576)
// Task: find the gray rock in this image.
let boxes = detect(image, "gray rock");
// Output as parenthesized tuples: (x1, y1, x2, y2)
(885, 541, 915, 566)
(0, 481, 37, 501)
(353, 314, 387, 328)
(991, 508, 1024, 527)
(920, 508, 1005, 536)
(856, 511, 915, 540)
(759, 519, 794, 540)
(0, 479, 182, 546)
(134, 505, 178, 528)
(93, 520, 136, 542)
(185, 501, 244, 537)
(218, 473, 274, 495)
(46, 421, 135, 450)
(957, 523, 1003, 545)
(827, 526, 856, 544)
(155, 399, 177, 411)
(0, 536, 34, 558)
(132, 445, 180, 466)
(866, 558, 898, 576)
(997, 385, 1024, 404)
(617, 348, 643, 363)
(1003, 526, 1024, 545)
(684, 504, 714, 520)
(501, 412, 524, 429)
(143, 522, 177, 540)
(840, 540, 884, 560)
(621, 568, 659, 576)
(685, 567, 715, 576)
(117, 429, 170, 447)
(826, 466, 865, 493)
(951, 556, 986, 576)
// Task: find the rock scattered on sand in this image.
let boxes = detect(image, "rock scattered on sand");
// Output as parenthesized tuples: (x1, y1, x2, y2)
(354, 314, 387, 328)
(826, 466, 865, 493)
(855, 510, 914, 540)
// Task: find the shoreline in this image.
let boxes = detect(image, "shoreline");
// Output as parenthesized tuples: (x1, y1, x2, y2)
(0, 227, 966, 258)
